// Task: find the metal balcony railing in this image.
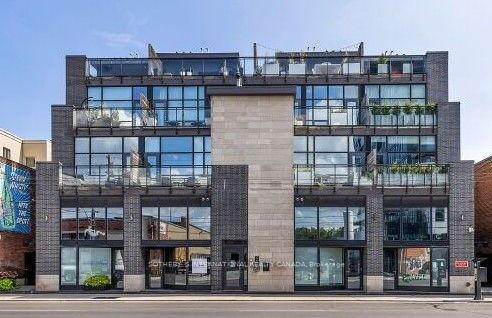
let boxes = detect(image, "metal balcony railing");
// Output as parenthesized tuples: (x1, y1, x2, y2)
(60, 165, 211, 189)
(73, 107, 210, 128)
(294, 105, 436, 127)
(294, 164, 449, 189)
(86, 55, 426, 78)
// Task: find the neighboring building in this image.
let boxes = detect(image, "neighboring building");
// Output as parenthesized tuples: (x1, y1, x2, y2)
(0, 129, 52, 168)
(35, 43, 474, 294)
(0, 128, 46, 286)
(475, 157, 492, 285)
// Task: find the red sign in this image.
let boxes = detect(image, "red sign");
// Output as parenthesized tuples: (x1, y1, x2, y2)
(455, 260, 469, 268)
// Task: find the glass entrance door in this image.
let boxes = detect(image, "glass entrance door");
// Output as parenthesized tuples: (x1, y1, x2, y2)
(346, 249, 362, 289)
(383, 249, 396, 290)
(148, 249, 163, 289)
(222, 246, 247, 291)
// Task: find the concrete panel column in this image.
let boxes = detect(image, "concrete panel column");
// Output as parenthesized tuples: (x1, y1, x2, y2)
(35, 162, 60, 292)
(364, 191, 384, 293)
(210, 87, 295, 292)
(123, 189, 145, 292)
(449, 161, 475, 294)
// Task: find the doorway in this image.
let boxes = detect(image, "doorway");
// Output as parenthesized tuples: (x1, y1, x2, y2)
(222, 245, 247, 291)
(24, 252, 35, 286)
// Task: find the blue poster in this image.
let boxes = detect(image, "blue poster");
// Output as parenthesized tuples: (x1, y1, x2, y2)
(0, 162, 33, 233)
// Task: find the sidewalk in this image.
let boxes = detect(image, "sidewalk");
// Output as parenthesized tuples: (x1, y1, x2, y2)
(0, 293, 490, 303)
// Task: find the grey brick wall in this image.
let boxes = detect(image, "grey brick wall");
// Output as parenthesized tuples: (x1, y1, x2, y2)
(123, 190, 145, 275)
(52, 105, 74, 167)
(66, 55, 87, 107)
(210, 165, 248, 291)
(35, 162, 60, 276)
(449, 161, 475, 276)
(426, 51, 448, 104)
(437, 102, 461, 163)
(365, 190, 384, 276)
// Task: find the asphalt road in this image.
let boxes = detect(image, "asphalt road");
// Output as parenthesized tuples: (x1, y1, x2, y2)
(0, 301, 492, 318)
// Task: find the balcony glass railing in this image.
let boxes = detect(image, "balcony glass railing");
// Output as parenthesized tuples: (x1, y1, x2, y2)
(294, 105, 436, 127)
(74, 107, 210, 128)
(294, 164, 448, 188)
(86, 56, 426, 77)
(61, 165, 211, 189)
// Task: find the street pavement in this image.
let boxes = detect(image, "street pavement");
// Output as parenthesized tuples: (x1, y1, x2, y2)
(1, 295, 492, 318)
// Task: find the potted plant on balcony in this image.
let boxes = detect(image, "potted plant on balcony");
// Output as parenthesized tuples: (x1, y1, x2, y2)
(377, 53, 389, 74)
(288, 52, 307, 75)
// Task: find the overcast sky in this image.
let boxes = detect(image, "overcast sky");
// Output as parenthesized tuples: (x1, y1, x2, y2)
(1, 0, 491, 161)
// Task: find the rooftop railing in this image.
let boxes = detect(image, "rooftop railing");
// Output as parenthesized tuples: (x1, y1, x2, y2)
(86, 56, 426, 78)
(294, 164, 449, 189)
(60, 165, 211, 190)
(73, 107, 210, 129)
(294, 105, 436, 127)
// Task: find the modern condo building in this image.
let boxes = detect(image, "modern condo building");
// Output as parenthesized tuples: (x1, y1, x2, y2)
(35, 43, 474, 294)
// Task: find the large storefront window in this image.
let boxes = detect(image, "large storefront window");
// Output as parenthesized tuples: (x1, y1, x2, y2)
(61, 207, 123, 241)
(146, 247, 210, 290)
(384, 247, 448, 290)
(60, 247, 124, 289)
(142, 206, 210, 241)
(295, 206, 365, 240)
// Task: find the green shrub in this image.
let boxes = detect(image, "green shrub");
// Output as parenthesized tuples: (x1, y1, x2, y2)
(0, 278, 16, 292)
(84, 274, 111, 289)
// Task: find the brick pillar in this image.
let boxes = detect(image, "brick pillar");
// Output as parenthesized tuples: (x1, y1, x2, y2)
(35, 162, 60, 292)
(210, 165, 248, 291)
(449, 161, 475, 294)
(426, 51, 448, 105)
(66, 55, 87, 107)
(52, 105, 74, 168)
(123, 190, 145, 292)
(364, 190, 384, 293)
(437, 102, 461, 163)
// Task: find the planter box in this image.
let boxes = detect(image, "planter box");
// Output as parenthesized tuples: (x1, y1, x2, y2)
(378, 64, 389, 74)
(288, 63, 306, 75)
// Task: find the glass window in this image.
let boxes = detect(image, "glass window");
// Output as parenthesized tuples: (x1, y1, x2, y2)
(313, 86, 327, 99)
(107, 207, 123, 240)
(204, 137, 211, 152)
(124, 137, 139, 153)
(61, 208, 77, 240)
(145, 137, 160, 152)
(60, 247, 77, 286)
(315, 136, 347, 152)
(315, 153, 348, 165)
(365, 85, 379, 99)
(142, 207, 159, 240)
(159, 207, 187, 240)
(132, 87, 147, 100)
(78, 207, 106, 240)
(319, 207, 345, 240)
(329, 86, 343, 99)
(401, 208, 431, 240)
(91, 137, 122, 153)
(75, 137, 90, 153)
(320, 247, 344, 286)
(162, 153, 193, 166)
(411, 85, 426, 99)
(103, 87, 132, 100)
(387, 136, 419, 152)
(432, 248, 448, 287)
(420, 136, 436, 152)
(184, 86, 198, 99)
(381, 85, 410, 99)
(344, 86, 359, 99)
(188, 247, 210, 286)
(168, 87, 182, 100)
(153, 87, 167, 100)
(348, 207, 365, 240)
(294, 136, 307, 152)
(78, 247, 111, 286)
(295, 247, 318, 285)
(432, 208, 448, 240)
(162, 137, 193, 152)
(194, 137, 204, 152)
(384, 211, 400, 240)
(398, 248, 431, 287)
(88, 87, 102, 100)
(295, 207, 318, 240)
(189, 207, 210, 240)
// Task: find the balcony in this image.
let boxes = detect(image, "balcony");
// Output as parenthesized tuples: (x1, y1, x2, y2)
(74, 107, 210, 129)
(60, 165, 211, 190)
(294, 164, 449, 189)
(294, 104, 436, 127)
(86, 55, 426, 78)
